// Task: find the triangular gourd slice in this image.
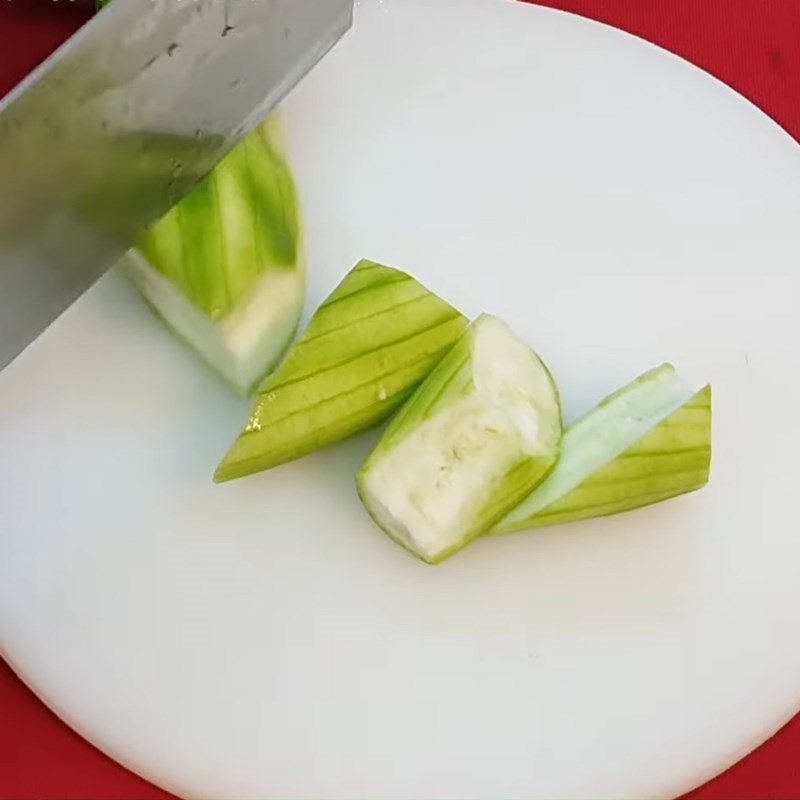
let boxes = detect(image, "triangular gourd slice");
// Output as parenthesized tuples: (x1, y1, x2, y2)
(357, 315, 563, 563)
(215, 260, 468, 481)
(491, 364, 711, 534)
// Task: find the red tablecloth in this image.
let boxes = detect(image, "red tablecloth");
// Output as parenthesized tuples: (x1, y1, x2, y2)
(1, 1, 799, 797)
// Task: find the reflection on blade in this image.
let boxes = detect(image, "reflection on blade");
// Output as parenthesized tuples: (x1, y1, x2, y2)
(0, 0, 353, 370)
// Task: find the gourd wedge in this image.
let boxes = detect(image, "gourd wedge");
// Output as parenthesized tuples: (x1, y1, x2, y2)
(491, 364, 711, 534)
(357, 315, 563, 564)
(120, 116, 304, 395)
(215, 260, 469, 481)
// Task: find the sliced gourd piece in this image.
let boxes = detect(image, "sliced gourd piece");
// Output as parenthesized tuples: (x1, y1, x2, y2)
(357, 315, 563, 564)
(121, 116, 304, 395)
(491, 364, 711, 534)
(214, 260, 469, 481)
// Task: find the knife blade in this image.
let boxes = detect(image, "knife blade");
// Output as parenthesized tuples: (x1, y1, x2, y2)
(0, 0, 353, 371)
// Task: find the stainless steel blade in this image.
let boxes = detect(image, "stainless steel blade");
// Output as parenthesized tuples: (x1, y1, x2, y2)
(0, 0, 353, 371)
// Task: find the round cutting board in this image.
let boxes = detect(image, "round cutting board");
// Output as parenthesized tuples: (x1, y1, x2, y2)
(2, 0, 800, 797)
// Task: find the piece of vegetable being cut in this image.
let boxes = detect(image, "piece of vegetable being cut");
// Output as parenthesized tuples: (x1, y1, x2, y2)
(357, 315, 563, 564)
(120, 115, 304, 395)
(214, 260, 469, 482)
(490, 364, 711, 535)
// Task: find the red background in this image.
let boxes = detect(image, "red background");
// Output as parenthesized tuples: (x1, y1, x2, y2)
(2, 1, 800, 797)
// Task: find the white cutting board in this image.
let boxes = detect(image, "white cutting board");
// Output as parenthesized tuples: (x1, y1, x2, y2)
(2, 1, 800, 797)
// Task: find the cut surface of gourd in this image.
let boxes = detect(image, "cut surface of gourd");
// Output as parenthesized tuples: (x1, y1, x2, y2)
(358, 315, 562, 563)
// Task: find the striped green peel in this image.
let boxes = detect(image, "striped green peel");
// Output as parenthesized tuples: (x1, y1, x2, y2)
(121, 116, 304, 395)
(491, 364, 711, 535)
(357, 315, 563, 564)
(214, 260, 469, 482)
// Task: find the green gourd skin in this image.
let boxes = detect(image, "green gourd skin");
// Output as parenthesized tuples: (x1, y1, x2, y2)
(491, 366, 711, 535)
(119, 116, 305, 396)
(215, 260, 469, 482)
(135, 117, 301, 322)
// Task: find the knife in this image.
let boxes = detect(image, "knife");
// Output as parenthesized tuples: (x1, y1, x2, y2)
(0, 0, 354, 371)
